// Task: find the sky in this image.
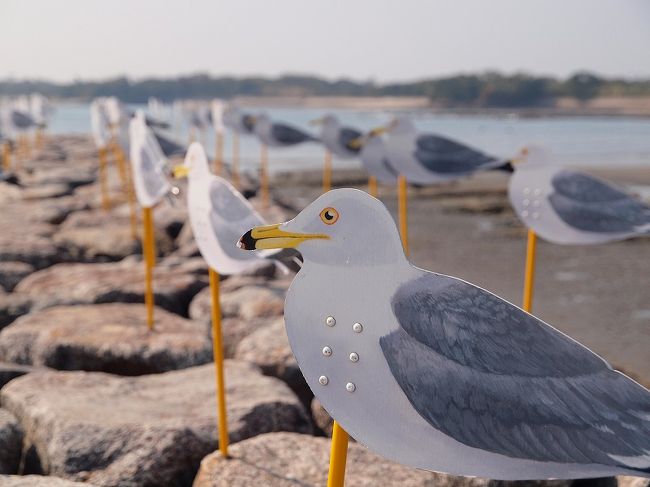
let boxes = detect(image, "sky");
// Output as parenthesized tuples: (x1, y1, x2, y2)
(1, 0, 649, 83)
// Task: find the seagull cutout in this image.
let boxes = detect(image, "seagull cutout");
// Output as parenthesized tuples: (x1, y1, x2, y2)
(509, 155, 650, 245)
(129, 112, 174, 208)
(351, 128, 400, 185)
(174, 142, 300, 274)
(311, 114, 363, 159)
(223, 104, 256, 135)
(382, 117, 513, 184)
(239, 188, 650, 480)
(251, 113, 318, 147)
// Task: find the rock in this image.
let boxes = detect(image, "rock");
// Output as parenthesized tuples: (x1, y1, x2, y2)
(54, 209, 174, 263)
(193, 431, 486, 487)
(0, 409, 22, 474)
(0, 215, 60, 269)
(0, 363, 36, 389)
(618, 477, 650, 487)
(14, 261, 207, 317)
(0, 304, 212, 375)
(235, 317, 310, 406)
(155, 203, 188, 240)
(0, 262, 34, 292)
(310, 398, 333, 437)
(2, 362, 311, 486)
(190, 283, 286, 324)
(0, 476, 94, 486)
(0, 294, 33, 330)
(21, 183, 72, 200)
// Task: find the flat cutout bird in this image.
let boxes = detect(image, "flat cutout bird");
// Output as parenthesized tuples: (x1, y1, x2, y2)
(252, 113, 318, 147)
(383, 117, 513, 184)
(510, 161, 650, 245)
(174, 142, 299, 274)
(239, 188, 650, 480)
(312, 114, 363, 159)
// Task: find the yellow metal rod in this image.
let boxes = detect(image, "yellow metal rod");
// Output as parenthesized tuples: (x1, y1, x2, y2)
(98, 147, 111, 211)
(2, 142, 11, 172)
(522, 228, 537, 313)
(260, 143, 269, 208)
(209, 267, 230, 458)
(114, 143, 138, 240)
(214, 132, 224, 175)
(323, 150, 332, 193)
(368, 176, 378, 198)
(142, 207, 155, 330)
(232, 132, 240, 189)
(398, 175, 409, 256)
(327, 421, 350, 487)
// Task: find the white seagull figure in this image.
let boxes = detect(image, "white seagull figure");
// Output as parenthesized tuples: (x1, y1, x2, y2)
(239, 188, 650, 480)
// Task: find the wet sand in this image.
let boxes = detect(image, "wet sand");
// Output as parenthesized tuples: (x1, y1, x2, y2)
(273, 167, 650, 386)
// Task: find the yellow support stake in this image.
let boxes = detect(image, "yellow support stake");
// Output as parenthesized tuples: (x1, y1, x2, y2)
(260, 143, 269, 208)
(522, 229, 537, 313)
(398, 175, 409, 256)
(327, 422, 350, 487)
(232, 132, 240, 189)
(2, 142, 11, 172)
(209, 268, 230, 458)
(368, 176, 378, 198)
(142, 207, 155, 330)
(214, 132, 224, 175)
(323, 150, 332, 193)
(114, 143, 138, 240)
(98, 147, 111, 211)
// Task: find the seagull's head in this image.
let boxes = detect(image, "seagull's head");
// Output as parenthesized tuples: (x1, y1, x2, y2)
(238, 188, 406, 267)
(387, 116, 415, 135)
(172, 142, 208, 179)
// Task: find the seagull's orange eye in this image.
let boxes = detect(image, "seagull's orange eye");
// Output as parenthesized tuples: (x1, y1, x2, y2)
(320, 207, 339, 225)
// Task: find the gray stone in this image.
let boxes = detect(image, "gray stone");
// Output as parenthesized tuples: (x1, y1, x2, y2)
(0, 409, 22, 474)
(1, 362, 311, 486)
(235, 317, 310, 405)
(14, 261, 207, 317)
(0, 295, 33, 330)
(54, 209, 174, 263)
(0, 476, 94, 486)
(193, 431, 487, 487)
(310, 398, 333, 437)
(0, 363, 36, 389)
(0, 304, 212, 375)
(0, 262, 34, 292)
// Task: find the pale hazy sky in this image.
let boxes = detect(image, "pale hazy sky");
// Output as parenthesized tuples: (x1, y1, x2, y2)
(1, 0, 649, 83)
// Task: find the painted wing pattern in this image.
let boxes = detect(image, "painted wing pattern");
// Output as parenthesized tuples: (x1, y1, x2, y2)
(271, 124, 315, 145)
(339, 127, 363, 153)
(414, 135, 499, 174)
(380, 273, 650, 471)
(549, 171, 650, 233)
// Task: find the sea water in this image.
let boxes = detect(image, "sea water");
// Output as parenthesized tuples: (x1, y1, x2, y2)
(48, 101, 650, 174)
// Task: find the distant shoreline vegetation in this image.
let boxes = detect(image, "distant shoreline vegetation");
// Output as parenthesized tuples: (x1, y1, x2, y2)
(1, 71, 650, 108)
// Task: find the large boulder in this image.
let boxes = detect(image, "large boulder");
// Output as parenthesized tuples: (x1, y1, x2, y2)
(1, 362, 311, 486)
(54, 209, 174, 263)
(0, 304, 212, 375)
(0, 262, 34, 292)
(14, 261, 207, 317)
(0, 409, 22, 474)
(193, 431, 486, 487)
(0, 476, 94, 486)
(0, 294, 33, 330)
(0, 363, 36, 389)
(234, 317, 309, 406)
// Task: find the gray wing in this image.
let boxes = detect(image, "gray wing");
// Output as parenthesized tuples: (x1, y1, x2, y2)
(549, 171, 650, 233)
(207, 179, 264, 261)
(11, 111, 36, 129)
(414, 135, 499, 174)
(140, 151, 168, 198)
(271, 124, 315, 145)
(380, 273, 650, 471)
(552, 171, 630, 203)
(339, 127, 363, 153)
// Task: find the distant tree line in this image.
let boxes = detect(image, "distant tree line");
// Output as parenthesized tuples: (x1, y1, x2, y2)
(1, 71, 649, 107)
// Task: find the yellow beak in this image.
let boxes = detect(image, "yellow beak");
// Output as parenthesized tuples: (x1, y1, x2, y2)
(369, 125, 388, 137)
(172, 165, 190, 179)
(347, 137, 363, 149)
(238, 223, 329, 250)
(309, 118, 325, 126)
